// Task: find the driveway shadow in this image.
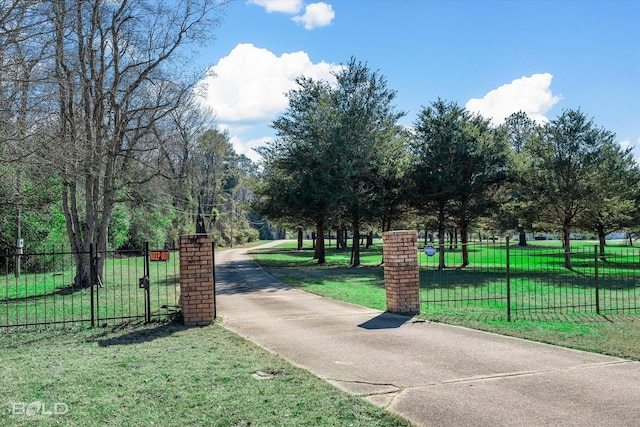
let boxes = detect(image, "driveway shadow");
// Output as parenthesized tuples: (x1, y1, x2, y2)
(215, 258, 291, 295)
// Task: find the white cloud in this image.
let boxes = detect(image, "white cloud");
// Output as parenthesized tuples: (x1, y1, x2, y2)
(247, 0, 303, 14)
(228, 133, 272, 163)
(621, 138, 640, 159)
(292, 2, 335, 30)
(199, 44, 341, 162)
(199, 43, 340, 124)
(465, 73, 561, 125)
(620, 138, 640, 164)
(248, 0, 335, 30)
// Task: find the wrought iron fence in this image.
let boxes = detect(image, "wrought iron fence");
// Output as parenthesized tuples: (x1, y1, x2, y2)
(419, 237, 640, 320)
(1, 244, 180, 328)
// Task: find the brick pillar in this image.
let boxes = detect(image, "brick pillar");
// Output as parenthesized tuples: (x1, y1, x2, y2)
(179, 234, 214, 326)
(383, 230, 420, 315)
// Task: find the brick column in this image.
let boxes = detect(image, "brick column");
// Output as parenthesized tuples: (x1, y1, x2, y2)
(383, 230, 420, 315)
(179, 234, 214, 326)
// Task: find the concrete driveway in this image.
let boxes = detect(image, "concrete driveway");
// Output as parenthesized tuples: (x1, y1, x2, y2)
(215, 243, 640, 427)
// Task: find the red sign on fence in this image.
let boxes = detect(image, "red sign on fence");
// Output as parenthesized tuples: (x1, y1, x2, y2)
(150, 250, 170, 262)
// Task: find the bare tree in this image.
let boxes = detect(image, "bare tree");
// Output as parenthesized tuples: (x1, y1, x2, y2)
(44, 0, 228, 287)
(0, 1, 54, 273)
(153, 88, 215, 244)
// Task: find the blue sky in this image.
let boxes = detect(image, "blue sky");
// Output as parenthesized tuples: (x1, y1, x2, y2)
(196, 0, 640, 162)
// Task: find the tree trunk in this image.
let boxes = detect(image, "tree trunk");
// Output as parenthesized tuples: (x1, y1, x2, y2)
(383, 217, 392, 232)
(562, 222, 572, 269)
(297, 228, 303, 250)
(460, 224, 469, 267)
(380, 219, 387, 265)
(597, 225, 606, 258)
(518, 226, 527, 246)
(73, 252, 91, 289)
(351, 217, 360, 267)
(62, 176, 108, 289)
(366, 231, 373, 248)
(314, 219, 325, 264)
(343, 226, 348, 249)
(437, 202, 446, 270)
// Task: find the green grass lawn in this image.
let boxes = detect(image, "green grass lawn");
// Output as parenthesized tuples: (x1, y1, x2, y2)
(0, 321, 410, 427)
(251, 239, 640, 361)
(1, 251, 181, 327)
(1, 242, 411, 426)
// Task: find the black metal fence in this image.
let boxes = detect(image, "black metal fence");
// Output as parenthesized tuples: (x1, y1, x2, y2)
(1, 244, 180, 328)
(419, 237, 640, 320)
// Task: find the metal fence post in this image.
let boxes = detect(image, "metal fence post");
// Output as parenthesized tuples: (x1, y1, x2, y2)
(90, 243, 95, 327)
(506, 236, 511, 322)
(144, 242, 151, 323)
(212, 240, 216, 320)
(594, 244, 600, 315)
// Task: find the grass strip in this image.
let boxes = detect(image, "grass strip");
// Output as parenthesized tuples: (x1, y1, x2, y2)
(0, 321, 411, 427)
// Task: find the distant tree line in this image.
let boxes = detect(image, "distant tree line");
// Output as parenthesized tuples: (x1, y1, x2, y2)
(255, 58, 640, 269)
